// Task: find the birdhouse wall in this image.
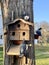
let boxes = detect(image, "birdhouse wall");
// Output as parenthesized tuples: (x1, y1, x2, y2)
(20, 30, 29, 40)
(20, 22, 29, 30)
(9, 30, 29, 40)
(10, 31, 20, 40)
(9, 22, 29, 31)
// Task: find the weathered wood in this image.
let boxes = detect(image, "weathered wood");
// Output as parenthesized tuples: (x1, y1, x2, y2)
(9, 30, 29, 40)
(7, 45, 20, 55)
(1, 0, 35, 65)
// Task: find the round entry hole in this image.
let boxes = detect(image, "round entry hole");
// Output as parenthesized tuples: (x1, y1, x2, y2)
(23, 32, 25, 36)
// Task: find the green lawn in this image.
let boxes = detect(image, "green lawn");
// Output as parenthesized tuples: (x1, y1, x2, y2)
(35, 44, 49, 65)
(0, 47, 3, 65)
(0, 44, 49, 65)
(36, 58, 49, 65)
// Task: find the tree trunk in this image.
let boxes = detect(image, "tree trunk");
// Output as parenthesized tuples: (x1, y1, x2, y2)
(1, 0, 35, 65)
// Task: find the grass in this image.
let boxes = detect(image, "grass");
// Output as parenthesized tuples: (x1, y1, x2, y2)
(35, 44, 49, 65)
(0, 44, 49, 65)
(0, 47, 3, 65)
(36, 58, 49, 65)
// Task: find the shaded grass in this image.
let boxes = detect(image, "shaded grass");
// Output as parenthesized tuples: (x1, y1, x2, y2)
(35, 45, 49, 52)
(0, 47, 3, 51)
(36, 54, 49, 59)
(0, 47, 3, 65)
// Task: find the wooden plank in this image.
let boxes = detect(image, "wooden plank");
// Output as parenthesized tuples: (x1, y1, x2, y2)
(10, 31, 20, 40)
(9, 30, 29, 40)
(8, 18, 33, 26)
(20, 30, 29, 40)
(7, 45, 20, 55)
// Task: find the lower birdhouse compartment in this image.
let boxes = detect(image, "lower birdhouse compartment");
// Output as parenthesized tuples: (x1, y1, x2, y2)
(6, 40, 26, 56)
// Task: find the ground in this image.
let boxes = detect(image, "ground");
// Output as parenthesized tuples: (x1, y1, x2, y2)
(0, 44, 49, 65)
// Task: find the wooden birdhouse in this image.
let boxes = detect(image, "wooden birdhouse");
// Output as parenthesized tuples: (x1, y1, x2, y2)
(7, 18, 33, 56)
(8, 18, 33, 45)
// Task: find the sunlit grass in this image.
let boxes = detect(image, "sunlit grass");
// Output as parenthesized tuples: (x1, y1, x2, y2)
(36, 58, 49, 65)
(35, 44, 49, 65)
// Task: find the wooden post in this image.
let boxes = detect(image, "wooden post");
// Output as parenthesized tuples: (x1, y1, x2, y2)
(1, 0, 35, 65)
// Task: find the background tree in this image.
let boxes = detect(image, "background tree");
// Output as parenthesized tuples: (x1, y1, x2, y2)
(34, 21, 49, 45)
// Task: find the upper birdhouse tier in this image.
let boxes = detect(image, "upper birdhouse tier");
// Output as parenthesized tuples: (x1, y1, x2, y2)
(7, 19, 33, 41)
(8, 18, 33, 30)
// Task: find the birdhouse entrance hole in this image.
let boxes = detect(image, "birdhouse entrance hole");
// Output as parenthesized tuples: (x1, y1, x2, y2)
(23, 32, 25, 36)
(17, 24, 20, 28)
(12, 32, 15, 36)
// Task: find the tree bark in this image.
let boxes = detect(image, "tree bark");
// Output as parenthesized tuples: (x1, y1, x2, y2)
(1, 0, 35, 65)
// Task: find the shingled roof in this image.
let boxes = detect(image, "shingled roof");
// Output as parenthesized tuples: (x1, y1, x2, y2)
(8, 18, 33, 26)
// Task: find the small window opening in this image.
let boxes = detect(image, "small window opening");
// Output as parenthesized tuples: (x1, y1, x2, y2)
(17, 24, 20, 28)
(12, 32, 15, 36)
(23, 32, 25, 36)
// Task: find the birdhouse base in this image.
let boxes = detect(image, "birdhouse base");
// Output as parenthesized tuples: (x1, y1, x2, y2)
(7, 45, 21, 56)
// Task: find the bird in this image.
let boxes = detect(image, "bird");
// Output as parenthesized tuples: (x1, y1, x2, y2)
(34, 28, 42, 39)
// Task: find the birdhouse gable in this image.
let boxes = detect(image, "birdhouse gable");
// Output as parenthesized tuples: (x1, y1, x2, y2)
(8, 21, 29, 31)
(8, 18, 33, 26)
